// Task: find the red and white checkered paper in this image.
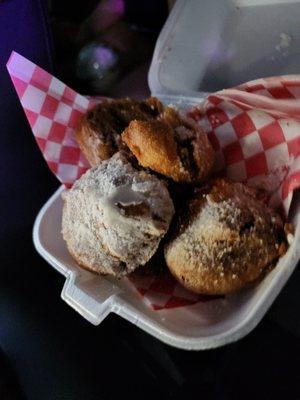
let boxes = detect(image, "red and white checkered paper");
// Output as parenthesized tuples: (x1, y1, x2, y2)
(7, 51, 300, 311)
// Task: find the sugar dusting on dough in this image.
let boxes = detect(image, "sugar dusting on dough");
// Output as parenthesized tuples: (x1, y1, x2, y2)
(165, 180, 285, 294)
(62, 152, 174, 276)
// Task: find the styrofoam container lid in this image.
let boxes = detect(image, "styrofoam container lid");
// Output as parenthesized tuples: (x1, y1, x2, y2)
(149, 0, 300, 95)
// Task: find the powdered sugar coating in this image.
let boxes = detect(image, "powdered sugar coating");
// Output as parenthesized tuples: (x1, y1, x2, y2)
(165, 179, 285, 295)
(62, 152, 175, 276)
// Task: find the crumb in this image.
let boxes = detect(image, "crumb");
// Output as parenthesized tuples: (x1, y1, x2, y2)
(275, 33, 292, 54)
(287, 233, 294, 246)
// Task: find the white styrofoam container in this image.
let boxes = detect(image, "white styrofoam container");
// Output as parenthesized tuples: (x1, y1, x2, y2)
(33, 0, 300, 350)
(33, 179, 300, 350)
(33, 93, 300, 351)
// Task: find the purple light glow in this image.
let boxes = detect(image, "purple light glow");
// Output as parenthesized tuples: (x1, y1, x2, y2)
(93, 46, 117, 69)
(110, 0, 125, 14)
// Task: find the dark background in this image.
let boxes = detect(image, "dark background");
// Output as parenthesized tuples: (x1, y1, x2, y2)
(0, 1, 299, 399)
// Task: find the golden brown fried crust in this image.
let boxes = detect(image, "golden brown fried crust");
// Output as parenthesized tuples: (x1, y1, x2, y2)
(122, 119, 190, 182)
(75, 97, 163, 166)
(122, 107, 215, 183)
(75, 111, 114, 167)
(164, 179, 287, 295)
(75, 97, 214, 183)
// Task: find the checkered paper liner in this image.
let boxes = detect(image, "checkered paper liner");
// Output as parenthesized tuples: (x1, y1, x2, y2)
(7, 51, 300, 311)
